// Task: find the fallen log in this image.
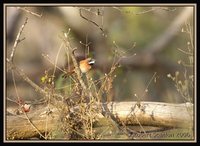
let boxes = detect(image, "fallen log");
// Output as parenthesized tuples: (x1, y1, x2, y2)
(105, 102, 193, 128)
(5, 101, 194, 140)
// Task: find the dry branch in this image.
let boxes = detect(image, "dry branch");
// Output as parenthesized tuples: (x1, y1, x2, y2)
(6, 101, 193, 139)
(9, 17, 28, 63)
(79, 8, 104, 33)
(17, 7, 43, 18)
(7, 60, 64, 100)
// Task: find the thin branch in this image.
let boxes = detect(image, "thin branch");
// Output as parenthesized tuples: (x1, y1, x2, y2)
(133, 7, 176, 15)
(45, 93, 51, 139)
(177, 48, 193, 55)
(17, 7, 43, 18)
(62, 34, 94, 102)
(140, 72, 157, 100)
(53, 43, 64, 76)
(62, 36, 84, 88)
(133, 113, 150, 139)
(113, 7, 176, 15)
(9, 17, 28, 63)
(23, 112, 46, 139)
(134, 7, 158, 15)
(7, 59, 64, 100)
(10, 61, 46, 139)
(11, 70, 21, 105)
(42, 54, 67, 74)
(160, 7, 176, 12)
(7, 97, 19, 105)
(79, 8, 104, 33)
(77, 7, 102, 16)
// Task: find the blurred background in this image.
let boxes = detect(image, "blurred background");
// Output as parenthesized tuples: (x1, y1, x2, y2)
(6, 5, 194, 104)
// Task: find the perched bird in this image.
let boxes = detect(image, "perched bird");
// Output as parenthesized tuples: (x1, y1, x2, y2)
(63, 58, 95, 77)
(79, 58, 95, 73)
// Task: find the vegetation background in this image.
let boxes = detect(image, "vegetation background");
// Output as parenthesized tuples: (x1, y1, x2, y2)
(6, 6, 194, 104)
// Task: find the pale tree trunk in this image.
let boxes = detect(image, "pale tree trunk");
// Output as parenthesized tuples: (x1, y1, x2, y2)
(6, 101, 193, 139)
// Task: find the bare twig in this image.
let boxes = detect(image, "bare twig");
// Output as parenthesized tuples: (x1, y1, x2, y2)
(113, 7, 176, 15)
(133, 7, 176, 15)
(10, 59, 46, 139)
(17, 7, 43, 18)
(23, 112, 46, 139)
(7, 59, 64, 100)
(42, 54, 67, 74)
(140, 72, 157, 100)
(177, 48, 193, 55)
(53, 42, 64, 76)
(11, 70, 21, 105)
(45, 93, 51, 139)
(7, 97, 19, 105)
(62, 35, 88, 93)
(79, 8, 104, 33)
(9, 17, 28, 63)
(134, 7, 158, 15)
(128, 106, 150, 139)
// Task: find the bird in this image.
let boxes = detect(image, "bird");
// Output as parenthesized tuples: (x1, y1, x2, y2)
(63, 58, 95, 77)
(79, 58, 95, 73)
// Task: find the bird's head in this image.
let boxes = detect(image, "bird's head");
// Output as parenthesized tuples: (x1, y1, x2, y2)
(87, 58, 95, 65)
